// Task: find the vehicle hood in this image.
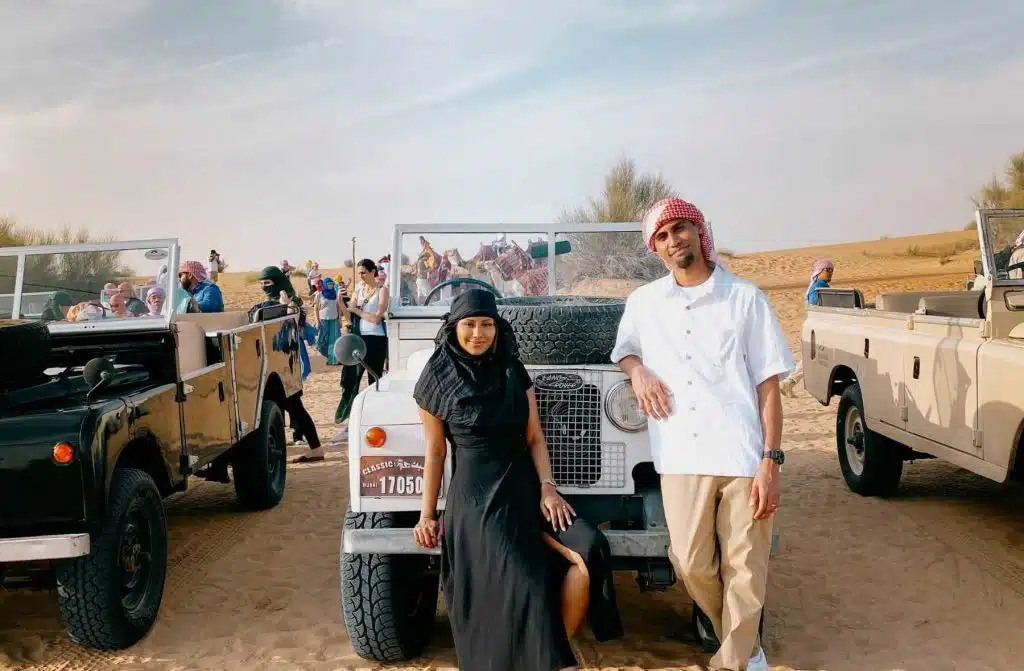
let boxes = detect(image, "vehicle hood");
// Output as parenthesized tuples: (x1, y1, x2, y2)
(0, 392, 125, 420)
(0, 409, 93, 446)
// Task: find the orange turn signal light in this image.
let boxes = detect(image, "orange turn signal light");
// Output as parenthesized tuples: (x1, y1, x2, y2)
(365, 427, 387, 448)
(53, 442, 75, 464)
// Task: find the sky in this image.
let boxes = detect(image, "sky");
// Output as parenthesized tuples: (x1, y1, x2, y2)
(2, 0, 1024, 270)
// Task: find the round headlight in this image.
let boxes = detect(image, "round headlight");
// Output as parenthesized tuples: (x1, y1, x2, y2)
(604, 380, 647, 432)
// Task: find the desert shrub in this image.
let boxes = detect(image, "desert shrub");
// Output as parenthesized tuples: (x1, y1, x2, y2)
(557, 157, 678, 284)
(0, 218, 133, 304)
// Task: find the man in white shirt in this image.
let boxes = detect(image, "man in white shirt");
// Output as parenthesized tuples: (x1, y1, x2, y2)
(610, 197, 793, 671)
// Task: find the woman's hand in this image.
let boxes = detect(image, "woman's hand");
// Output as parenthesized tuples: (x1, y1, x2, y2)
(540, 484, 575, 532)
(413, 516, 441, 549)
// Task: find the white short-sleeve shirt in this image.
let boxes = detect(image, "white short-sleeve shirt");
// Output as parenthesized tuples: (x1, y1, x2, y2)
(611, 265, 794, 478)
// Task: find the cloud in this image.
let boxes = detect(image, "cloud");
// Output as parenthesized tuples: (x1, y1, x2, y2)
(1, 1, 1023, 269)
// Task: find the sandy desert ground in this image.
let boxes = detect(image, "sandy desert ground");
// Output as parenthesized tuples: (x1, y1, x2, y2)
(3, 228, 1024, 671)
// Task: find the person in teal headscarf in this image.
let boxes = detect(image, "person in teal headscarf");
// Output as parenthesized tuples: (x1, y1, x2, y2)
(40, 292, 74, 321)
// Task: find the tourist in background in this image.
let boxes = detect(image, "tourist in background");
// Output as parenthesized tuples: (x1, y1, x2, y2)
(780, 258, 833, 397)
(334, 258, 389, 433)
(314, 277, 342, 365)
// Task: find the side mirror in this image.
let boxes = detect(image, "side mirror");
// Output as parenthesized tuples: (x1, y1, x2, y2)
(334, 334, 368, 367)
(335, 334, 383, 388)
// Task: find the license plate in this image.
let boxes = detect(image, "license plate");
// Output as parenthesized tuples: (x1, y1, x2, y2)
(360, 455, 425, 497)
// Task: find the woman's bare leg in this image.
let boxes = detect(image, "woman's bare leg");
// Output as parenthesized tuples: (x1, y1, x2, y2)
(543, 534, 590, 635)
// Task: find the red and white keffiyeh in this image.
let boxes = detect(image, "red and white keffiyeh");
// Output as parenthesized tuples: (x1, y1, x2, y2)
(641, 197, 715, 262)
(179, 260, 208, 283)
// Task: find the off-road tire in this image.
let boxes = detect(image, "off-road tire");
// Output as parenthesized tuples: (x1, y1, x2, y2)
(836, 384, 903, 497)
(55, 468, 169, 650)
(692, 603, 765, 654)
(232, 400, 287, 511)
(341, 509, 439, 662)
(0, 319, 51, 390)
(496, 296, 625, 365)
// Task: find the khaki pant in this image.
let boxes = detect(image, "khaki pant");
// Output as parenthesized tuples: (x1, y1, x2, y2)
(662, 474, 773, 671)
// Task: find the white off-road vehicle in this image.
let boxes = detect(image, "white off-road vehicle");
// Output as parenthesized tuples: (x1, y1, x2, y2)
(338, 222, 776, 662)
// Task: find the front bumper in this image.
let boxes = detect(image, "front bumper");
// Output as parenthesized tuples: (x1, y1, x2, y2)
(0, 533, 90, 563)
(343, 527, 780, 557)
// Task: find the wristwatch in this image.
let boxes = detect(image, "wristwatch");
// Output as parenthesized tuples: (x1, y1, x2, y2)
(762, 449, 785, 466)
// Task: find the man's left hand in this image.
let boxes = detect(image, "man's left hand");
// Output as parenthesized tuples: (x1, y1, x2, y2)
(749, 459, 781, 520)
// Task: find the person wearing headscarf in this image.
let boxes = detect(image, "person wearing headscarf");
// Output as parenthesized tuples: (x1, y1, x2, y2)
(313, 277, 342, 365)
(177, 260, 224, 314)
(248, 265, 324, 464)
(411, 289, 623, 671)
(780, 259, 835, 397)
(610, 197, 792, 671)
(805, 258, 834, 306)
(146, 286, 166, 316)
(40, 292, 74, 321)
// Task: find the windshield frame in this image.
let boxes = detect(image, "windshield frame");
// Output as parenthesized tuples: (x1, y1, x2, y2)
(388, 222, 642, 319)
(0, 238, 180, 333)
(978, 208, 1024, 287)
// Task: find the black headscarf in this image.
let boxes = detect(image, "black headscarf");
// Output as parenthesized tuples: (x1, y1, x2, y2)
(258, 265, 302, 306)
(413, 289, 529, 427)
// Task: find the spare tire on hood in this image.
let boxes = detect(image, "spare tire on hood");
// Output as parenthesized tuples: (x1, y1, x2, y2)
(0, 320, 52, 391)
(496, 296, 625, 366)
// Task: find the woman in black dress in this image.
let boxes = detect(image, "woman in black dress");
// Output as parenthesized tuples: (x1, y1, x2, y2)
(412, 289, 622, 671)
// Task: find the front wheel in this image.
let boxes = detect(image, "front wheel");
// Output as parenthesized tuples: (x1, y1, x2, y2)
(55, 468, 169, 650)
(340, 509, 439, 662)
(836, 384, 903, 497)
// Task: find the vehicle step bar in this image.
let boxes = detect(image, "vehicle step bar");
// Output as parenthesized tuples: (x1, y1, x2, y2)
(342, 527, 780, 558)
(0, 533, 90, 562)
(343, 528, 670, 557)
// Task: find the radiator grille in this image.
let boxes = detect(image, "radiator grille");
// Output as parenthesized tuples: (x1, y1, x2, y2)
(529, 368, 626, 489)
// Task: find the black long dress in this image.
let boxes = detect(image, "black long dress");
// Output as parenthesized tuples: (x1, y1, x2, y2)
(440, 393, 578, 671)
(413, 289, 622, 669)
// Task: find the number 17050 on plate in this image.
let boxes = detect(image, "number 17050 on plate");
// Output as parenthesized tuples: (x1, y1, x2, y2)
(360, 455, 426, 497)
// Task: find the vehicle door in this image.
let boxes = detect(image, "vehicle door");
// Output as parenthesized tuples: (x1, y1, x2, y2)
(228, 322, 265, 435)
(903, 316, 982, 455)
(260, 313, 303, 399)
(175, 321, 236, 469)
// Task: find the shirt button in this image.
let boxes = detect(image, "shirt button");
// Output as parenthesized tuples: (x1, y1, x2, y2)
(686, 329, 691, 335)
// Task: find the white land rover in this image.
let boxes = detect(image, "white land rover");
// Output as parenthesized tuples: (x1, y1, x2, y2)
(337, 222, 775, 662)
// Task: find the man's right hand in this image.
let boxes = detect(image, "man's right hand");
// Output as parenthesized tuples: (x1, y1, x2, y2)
(630, 365, 673, 419)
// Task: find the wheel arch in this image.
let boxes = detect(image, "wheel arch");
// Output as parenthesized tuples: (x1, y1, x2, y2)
(113, 436, 174, 498)
(262, 372, 287, 410)
(828, 364, 859, 403)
